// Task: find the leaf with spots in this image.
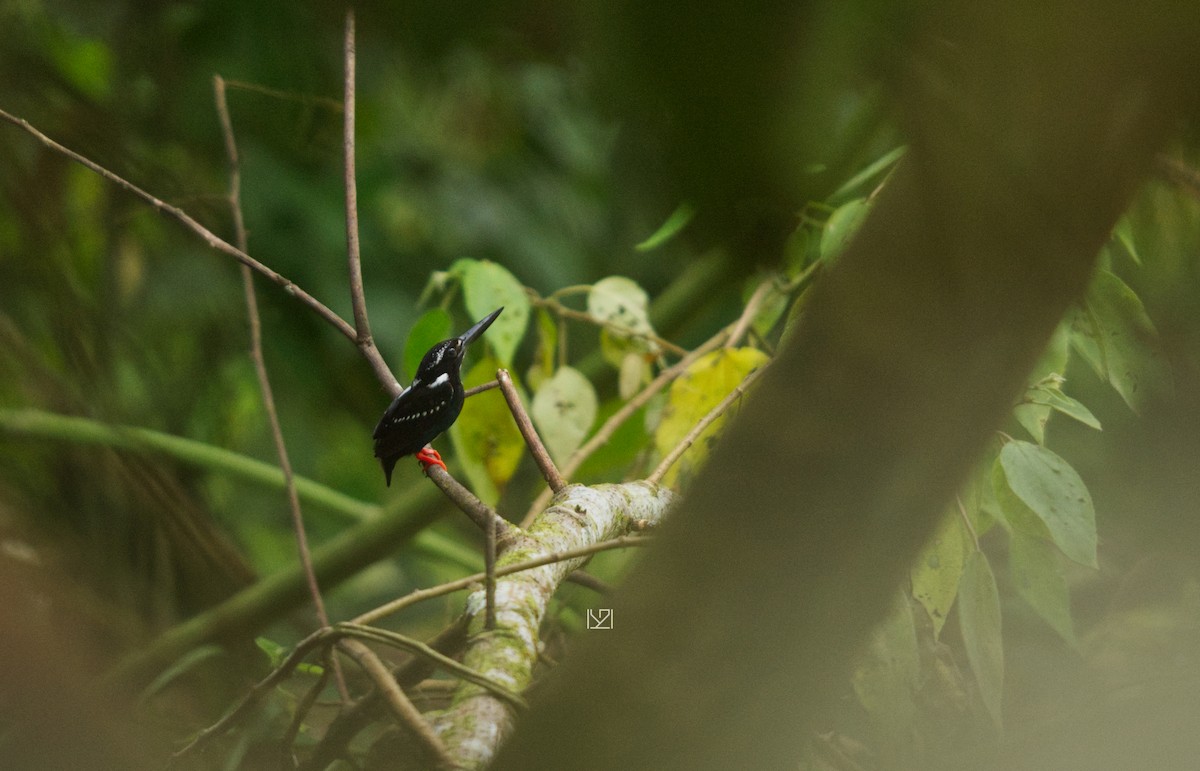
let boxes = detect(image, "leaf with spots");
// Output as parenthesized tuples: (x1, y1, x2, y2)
(588, 276, 659, 366)
(531, 366, 598, 464)
(998, 440, 1097, 567)
(911, 511, 971, 639)
(653, 348, 768, 488)
(457, 258, 530, 367)
(1066, 268, 1172, 413)
(449, 355, 524, 505)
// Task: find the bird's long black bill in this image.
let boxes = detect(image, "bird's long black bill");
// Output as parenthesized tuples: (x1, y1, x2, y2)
(458, 307, 503, 346)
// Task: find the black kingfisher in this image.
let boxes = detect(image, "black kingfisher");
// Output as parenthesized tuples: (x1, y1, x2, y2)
(373, 307, 503, 486)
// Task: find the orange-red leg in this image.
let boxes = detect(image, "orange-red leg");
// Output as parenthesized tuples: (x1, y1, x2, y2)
(415, 446, 447, 474)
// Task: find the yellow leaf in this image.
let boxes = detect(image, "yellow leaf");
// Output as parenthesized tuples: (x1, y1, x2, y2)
(653, 348, 768, 487)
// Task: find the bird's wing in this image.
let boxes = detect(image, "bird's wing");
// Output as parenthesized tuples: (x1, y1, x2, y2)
(372, 377, 456, 456)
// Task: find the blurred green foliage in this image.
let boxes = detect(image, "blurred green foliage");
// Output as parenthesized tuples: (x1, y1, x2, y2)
(3, 2, 1200, 769)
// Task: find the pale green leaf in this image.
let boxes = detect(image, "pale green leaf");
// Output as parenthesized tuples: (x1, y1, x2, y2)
(999, 441, 1097, 567)
(1067, 269, 1172, 413)
(635, 202, 695, 252)
(1011, 325, 1070, 443)
(531, 366, 598, 464)
(448, 356, 524, 505)
(1025, 386, 1101, 431)
(852, 592, 920, 756)
(829, 145, 907, 203)
(653, 348, 768, 487)
(618, 351, 649, 400)
(459, 259, 530, 366)
(820, 198, 870, 262)
(402, 308, 452, 381)
(590, 277, 659, 367)
(911, 512, 970, 638)
(1112, 217, 1141, 266)
(1009, 531, 1077, 646)
(958, 550, 1004, 728)
(527, 308, 558, 391)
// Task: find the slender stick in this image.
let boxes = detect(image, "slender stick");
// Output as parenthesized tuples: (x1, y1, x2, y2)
(464, 379, 500, 398)
(521, 327, 729, 526)
(340, 10, 399, 393)
(497, 369, 566, 493)
(352, 534, 652, 626)
(213, 75, 349, 702)
(0, 106, 356, 343)
(425, 463, 513, 539)
(338, 638, 455, 769)
(648, 365, 767, 485)
(533, 296, 688, 357)
(485, 503, 497, 630)
(725, 279, 774, 349)
(279, 662, 331, 768)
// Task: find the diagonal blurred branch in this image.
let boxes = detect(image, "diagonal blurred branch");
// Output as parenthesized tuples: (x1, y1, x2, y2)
(0, 106, 357, 342)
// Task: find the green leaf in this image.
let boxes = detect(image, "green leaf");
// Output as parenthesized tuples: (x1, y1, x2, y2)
(1009, 531, 1077, 646)
(958, 550, 1004, 729)
(998, 441, 1097, 567)
(742, 277, 790, 339)
(531, 366, 598, 464)
(1067, 269, 1172, 413)
(991, 457, 1052, 538)
(448, 356, 525, 505)
(589, 277, 659, 366)
(911, 512, 970, 638)
(402, 308, 453, 381)
(852, 592, 920, 756)
(829, 145, 907, 203)
(1112, 217, 1141, 266)
(527, 308, 558, 391)
(459, 259, 530, 366)
(1024, 386, 1101, 431)
(635, 202, 695, 251)
(618, 351, 650, 400)
(1012, 326, 1071, 443)
(653, 348, 769, 487)
(819, 198, 870, 262)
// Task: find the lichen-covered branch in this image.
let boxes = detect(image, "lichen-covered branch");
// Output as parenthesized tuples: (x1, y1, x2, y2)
(430, 481, 674, 768)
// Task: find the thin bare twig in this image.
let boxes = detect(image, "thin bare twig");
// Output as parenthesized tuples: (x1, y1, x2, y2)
(352, 534, 653, 626)
(339, 624, 526, 710)
(485, 502, 498, 630)
(532, 295, 688, 357)
(497, 369, 566, 493)
(171, 627, 334, 761)
(0, 106, 357, 343)
(221, 78, 344, 112)
(648, 364, 767, 485)
(566, 570, 613, 595)
(425, 463, 514, 539)
(464, 379, 500, 398)
(338, 638, 455, 769)
(725, 279, 775, 349)
(521, 327, 730, 526)
(279, 661, 331, 768)
(213, 75, 349, 702)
